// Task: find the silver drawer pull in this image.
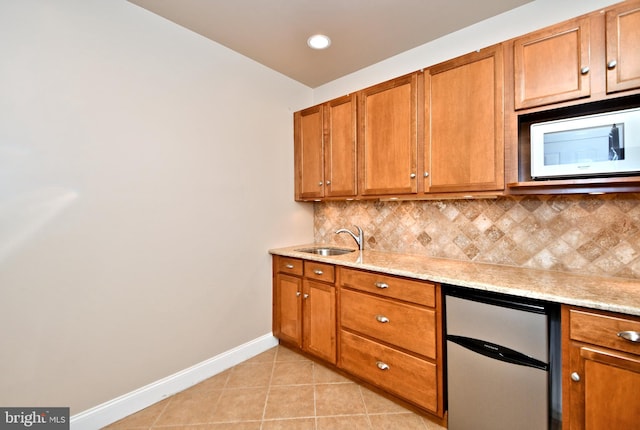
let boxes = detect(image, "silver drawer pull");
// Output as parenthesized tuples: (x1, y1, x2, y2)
(285, 264, 294, 269)
(376, 361, 390, 371)
(296, 292, 301, 297)
(618, 331, 640, 343)
(303, 293, 309, 299)
(376, 315, 390, 323)
(571, 372, 580, 382)
(374, 282, 389, 289)
(314, 269, 324, 275)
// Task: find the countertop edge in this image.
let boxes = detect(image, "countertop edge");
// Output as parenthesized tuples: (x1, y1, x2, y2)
(269, 245, 640, 317)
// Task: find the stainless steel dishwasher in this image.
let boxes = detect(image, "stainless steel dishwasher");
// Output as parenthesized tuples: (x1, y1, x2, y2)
(445, 285, 561, 430)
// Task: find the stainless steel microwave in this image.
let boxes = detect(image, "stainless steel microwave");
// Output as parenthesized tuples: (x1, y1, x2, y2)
(530, 107, 640, 179)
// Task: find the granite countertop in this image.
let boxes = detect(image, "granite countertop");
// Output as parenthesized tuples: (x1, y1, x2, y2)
(269, 244, 640, 316)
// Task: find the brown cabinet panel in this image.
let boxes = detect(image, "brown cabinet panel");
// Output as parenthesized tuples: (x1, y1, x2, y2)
(340, 288, 436, 358)
(514, 17, 591, 110)
(294, 95, 357, 201)
(304, 261, 335, 283)
(303, 280, 336, 363)
(340, 330, 438, 412)
(569, 308, 640, 355)
(273, 256, 337, 364)
(563, 305, 640, 430)
(275, 273, 302, 347)
(325, 95, 357, 197)
(427, 45, 504, 193)
(294, 106, 324, 199)
(339, 267, 435, 307)
(606, 2, 640, 93)
(276, 257, 304, 276)
(359, 74, 418, 195)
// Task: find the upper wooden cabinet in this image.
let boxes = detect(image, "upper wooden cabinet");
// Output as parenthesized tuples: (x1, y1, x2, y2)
(606, 1, 640, 94)
(426, 45, 504, 193)
(294, 105, 323, 200)
(358, 73, 418, 196)
(294, 94, 357, 201)
(513, 17, 591, 110)
(513, 1, 640, 111)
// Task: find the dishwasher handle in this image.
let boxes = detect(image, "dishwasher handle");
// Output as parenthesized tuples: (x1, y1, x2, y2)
(447, 335, 548, 371)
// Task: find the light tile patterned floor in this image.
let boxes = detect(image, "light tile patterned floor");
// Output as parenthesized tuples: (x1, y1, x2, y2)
(105, 345, 446, 429)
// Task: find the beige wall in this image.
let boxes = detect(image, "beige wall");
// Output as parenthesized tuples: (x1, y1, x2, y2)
(0, 0, 313, 414)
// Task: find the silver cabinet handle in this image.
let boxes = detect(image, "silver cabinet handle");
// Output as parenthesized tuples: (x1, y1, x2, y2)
(376, 315, 390, 323)
(314, 269, 324, 275)
(318, 181, 323, 186)
(618, 331, 640, 343)
(607, 60, 618, 69)
(571, 372, 580, 382)
(424, 172, 429, 177)
(580, 66, 590, 75)
(376, 361, 390, 371)
(326, 180, 331, 185)
(285, 264, 294, 269)
(374, 282, 389, 289)
(410, 173, 416, 178)
(303, 293, 309, 299)
(296, 291, 301, 297)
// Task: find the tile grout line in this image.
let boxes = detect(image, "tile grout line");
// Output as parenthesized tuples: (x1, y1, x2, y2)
(147, 391, 174, 429)
(206, 367, 232, 427)
(312, 362, 319, 430)
(357, 385, 374, 430)
(258, 345, 279, 429)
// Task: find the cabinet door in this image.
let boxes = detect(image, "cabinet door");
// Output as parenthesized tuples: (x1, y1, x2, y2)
(275, 273, 302, 347)
(302, 280, 336, 364)
(514, 17, 591, 109)
(567, 344, 640, 430)
(606, 1, 640, 94)
(324, 94, 357, 197)
(294, 105, 324, 200)
(359, 74, 418, 196)
(427, 45, 504, 193)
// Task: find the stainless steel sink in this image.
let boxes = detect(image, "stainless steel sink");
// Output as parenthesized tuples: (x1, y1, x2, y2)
(296, 247, 356, 256)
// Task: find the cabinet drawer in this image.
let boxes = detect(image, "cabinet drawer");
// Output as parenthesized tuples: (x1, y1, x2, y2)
(304, 261, 335, 283)
(340, 330, 438, 413)
(341, 288, 436, 358)
(570, 309, 640, 355)
(275, 256, 303, 276)
(339, 267, 435, 307)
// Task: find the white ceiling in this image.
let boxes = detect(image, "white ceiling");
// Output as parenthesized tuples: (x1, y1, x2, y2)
(128, 0, 533, 88)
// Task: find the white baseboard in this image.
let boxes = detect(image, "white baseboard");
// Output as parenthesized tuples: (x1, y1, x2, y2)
(70, 333, 278, 430)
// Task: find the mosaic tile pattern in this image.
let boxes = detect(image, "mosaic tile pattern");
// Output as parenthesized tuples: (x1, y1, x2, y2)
(314, 194, 640, 279)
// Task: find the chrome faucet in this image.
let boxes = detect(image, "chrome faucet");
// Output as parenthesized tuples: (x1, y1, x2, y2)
(336, 225, 364, 251)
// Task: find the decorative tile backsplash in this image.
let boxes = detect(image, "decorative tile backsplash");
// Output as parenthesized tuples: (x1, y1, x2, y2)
(314, 194, 640, 280)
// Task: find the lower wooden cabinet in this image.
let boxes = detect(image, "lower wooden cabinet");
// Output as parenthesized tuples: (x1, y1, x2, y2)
(338, 267, 444, 417)
(340, 330, 438, 411)
(273, 256, 336, 364)
(272, 257, 443, 418)
(563, 306, 640, 429)
(302, 279, 336, 363)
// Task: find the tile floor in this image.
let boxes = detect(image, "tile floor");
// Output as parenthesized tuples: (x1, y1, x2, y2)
(105, 345, 446, 430)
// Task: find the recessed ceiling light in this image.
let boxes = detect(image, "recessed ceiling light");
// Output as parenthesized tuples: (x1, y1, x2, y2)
(307, 34, 331, 50)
